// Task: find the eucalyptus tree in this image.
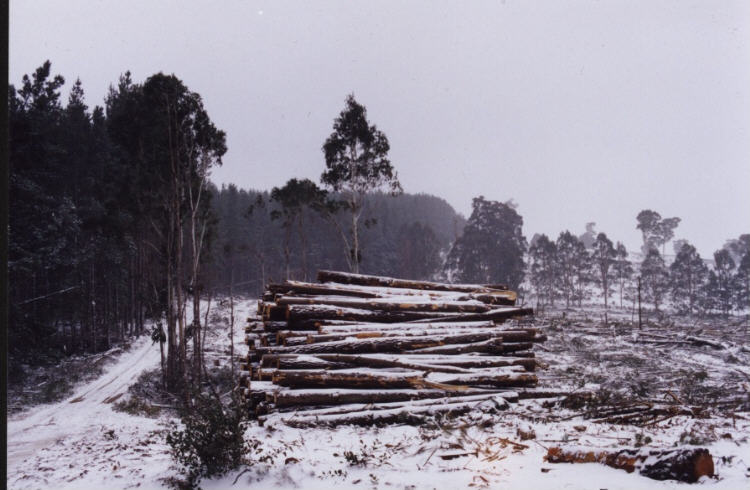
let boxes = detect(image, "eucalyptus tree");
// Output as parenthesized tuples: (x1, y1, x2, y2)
(321, 94, 401, 273)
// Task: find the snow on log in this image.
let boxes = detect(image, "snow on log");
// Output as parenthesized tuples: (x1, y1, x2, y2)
(278, 394, 511, 427)
(317, 269, 510, 293)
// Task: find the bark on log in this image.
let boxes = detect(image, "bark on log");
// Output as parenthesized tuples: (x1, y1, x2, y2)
(278, 395, 510, 428)
(269, 280, 516, 305)
(406, 339, 533, 355)
(546, 447, 714, 483)
(286, 304, 463, 325)
(253, 333, 533, 356)
(407, 307, 534, 324)
(277, 295, 493, 313)
(307, 328, 543, 344)
(317, 270, 509, 293)
(272, 370, 427, 389)
(272, 388, 520, 407)
(279, 392, 511, 419)
(317, 320, 495, 333)
(271, 368, 536, 390)
(310, 353, 475, 374)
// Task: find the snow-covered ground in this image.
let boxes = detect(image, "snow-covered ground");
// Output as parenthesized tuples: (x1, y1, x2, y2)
(7, 299, 750, 489)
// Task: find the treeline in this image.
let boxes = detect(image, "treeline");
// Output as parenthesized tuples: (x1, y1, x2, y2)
(527, 216, 750, 318)
(7, 62, 466, 371)
(9, 62, 227, 389)
(209, 185, 465, 296)
(9, 62, 748, 376)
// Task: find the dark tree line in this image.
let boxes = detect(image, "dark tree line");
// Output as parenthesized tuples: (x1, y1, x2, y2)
(9, 63, 226, 392)
(10, 62, 747, 385)
(8, 65, 467, 374)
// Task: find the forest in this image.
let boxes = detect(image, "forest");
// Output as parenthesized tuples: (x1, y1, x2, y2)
(8, 60, 750, 489)
(9, 62, 749, 373)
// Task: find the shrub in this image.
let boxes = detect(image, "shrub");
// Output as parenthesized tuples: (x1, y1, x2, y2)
(166, 392, 250, 487)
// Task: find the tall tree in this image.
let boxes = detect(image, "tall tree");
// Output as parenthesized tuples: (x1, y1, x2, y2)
(321, 94, 402, 273)
(612, 242, 633, 308)
(656, 217, 681, 255)
(712, 249, 736, 316)
(270, 178, 328, 280)
(735, 251, 750, 313)
(636, 209, 680, 255)
(556, 231, 589, 307)
(591, 232, 617, 319)
(578, 222, 597, 250)
(445, 197, 527, 289)
(669, 242, 707, 315)
(636, 210, 662, 253)
(640, 249, 669, 311)
(108, 72, 226, 390)
(528, 234, 558, 308)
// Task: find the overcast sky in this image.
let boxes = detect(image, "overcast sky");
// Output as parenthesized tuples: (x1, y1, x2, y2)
(10, 0, 750, 257)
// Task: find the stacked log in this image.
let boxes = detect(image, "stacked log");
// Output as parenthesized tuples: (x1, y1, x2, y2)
(240, 270, 542, 427)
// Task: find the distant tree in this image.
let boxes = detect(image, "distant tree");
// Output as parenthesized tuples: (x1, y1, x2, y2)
(528, 234, 558, 308)
(640, 249, 669, 311)
(270, 178, 328, 280)
(321, 94, 402, 273)
(735, 251, 750, 313)
(636, 210, 662, 253)
(556, 231, 590, 307)
(712, 249, 736, 316)
(669, 242, 708, 315)
(612, 242, 633, 308)
(591, 233, 617, 318)
(444, 196, 526, 289)
(672, 239, 689, 256)
(722, 234, 750, 264)
(636, 210, 680, 255)
(396, 222, 442, 280)
(656, 217, 681, 255)
(578, 222, 597, 250)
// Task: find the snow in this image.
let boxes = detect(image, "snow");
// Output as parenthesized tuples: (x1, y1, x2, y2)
(7, 298, 750, 489)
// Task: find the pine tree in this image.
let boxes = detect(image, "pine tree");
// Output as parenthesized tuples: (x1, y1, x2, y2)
(270, 178, 328, 280)
(395, 222, 442, 280)
(612, 242, 633, 308)
(556, 231, 589, 307)
(591, 233, 617, 318)
(669, 242, 708, 315)
(712, 249, 736, 316)
(641, 249, 669, 311)
(735, 251, 750, 313)
(528, 234, 558, 308)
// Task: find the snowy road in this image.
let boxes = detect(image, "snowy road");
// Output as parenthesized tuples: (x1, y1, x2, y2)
(6, 335, 172, 489)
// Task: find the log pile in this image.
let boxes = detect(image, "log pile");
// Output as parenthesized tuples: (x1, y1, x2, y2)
(240, 270, 545, 426)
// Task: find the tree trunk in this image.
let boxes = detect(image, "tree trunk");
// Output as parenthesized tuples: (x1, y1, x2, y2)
(546, 447, 714, 483)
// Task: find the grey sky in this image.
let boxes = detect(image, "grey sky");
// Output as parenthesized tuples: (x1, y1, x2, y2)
(10, 0, 750, 257)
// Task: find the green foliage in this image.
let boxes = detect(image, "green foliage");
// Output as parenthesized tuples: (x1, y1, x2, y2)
(166, 393, 250, 487)
(556, 231, 591, 307)
(641, 248, 669, 310)
(669, 242, 707, 314)
(321, 94, 402, 272)
(445, 196, 527, 289)
(591, 232, 617, 307)
(636, 209, 681, 255)
(529, 234, 558, 307)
